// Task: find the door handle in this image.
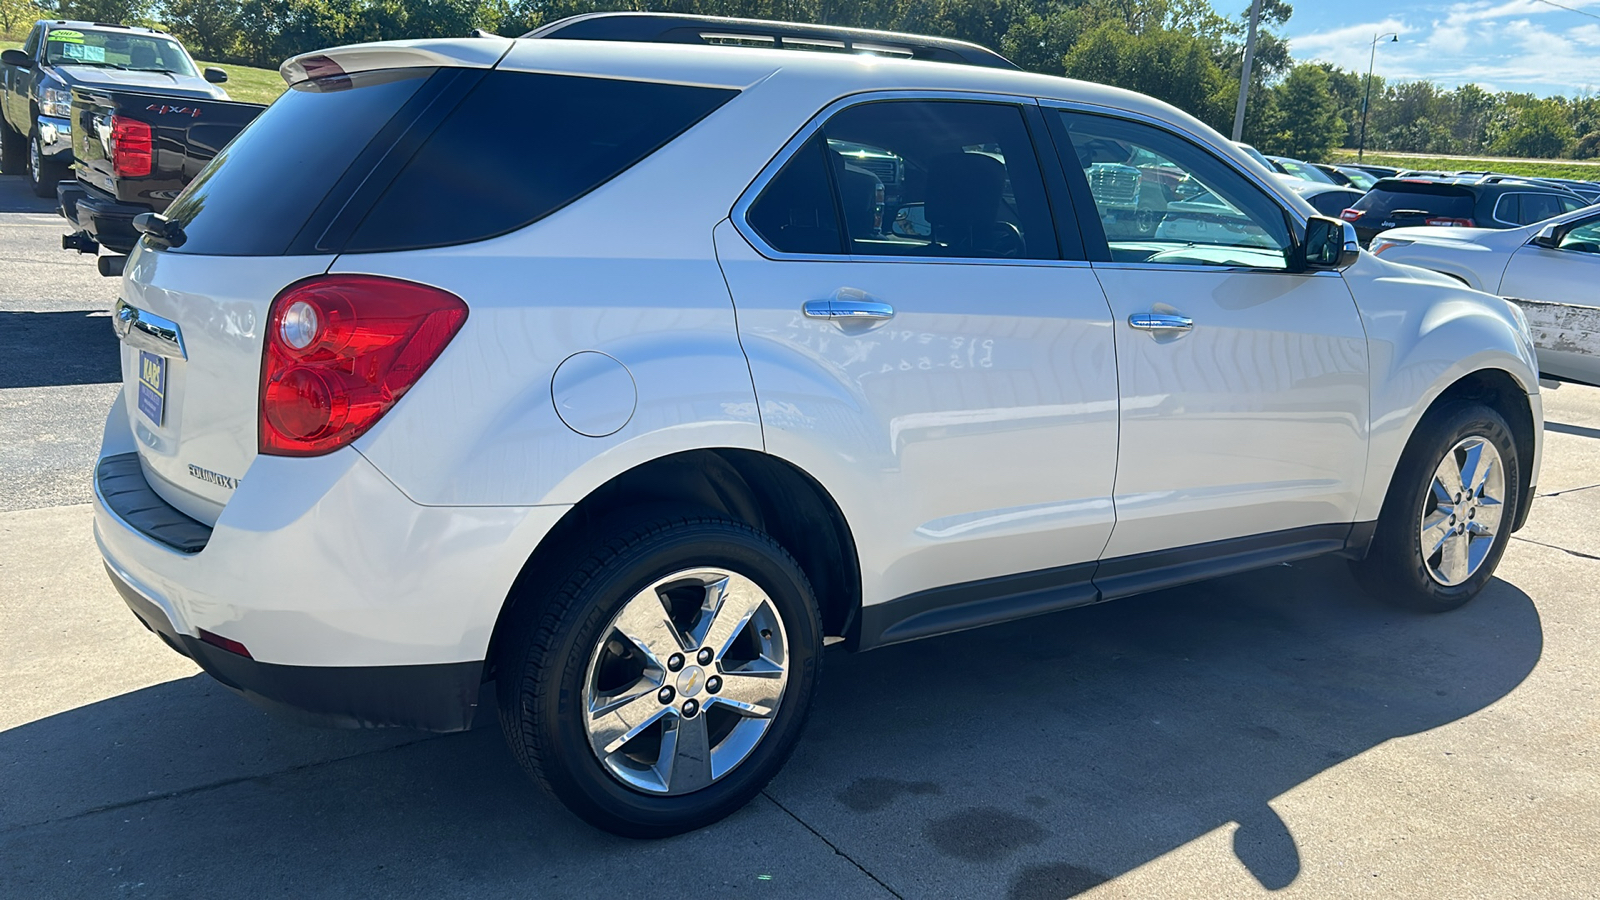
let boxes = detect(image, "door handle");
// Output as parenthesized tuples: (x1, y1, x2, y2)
(803, 291, 895, 322)
(1128, 312, 1193, 333)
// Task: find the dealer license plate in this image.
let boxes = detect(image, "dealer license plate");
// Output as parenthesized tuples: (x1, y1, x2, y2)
(137, 351, 166, 426)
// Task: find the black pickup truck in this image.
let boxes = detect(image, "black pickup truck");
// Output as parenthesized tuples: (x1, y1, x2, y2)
(2, 20, 233, 196)
(58, 86, 263, 269)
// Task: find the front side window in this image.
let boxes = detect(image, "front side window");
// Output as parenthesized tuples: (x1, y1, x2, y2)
(1057, 112, 1293, 269)
(22, 25, 42, 56)
(1558, 218, 1600, 254)
(746, 98, 1060, 260)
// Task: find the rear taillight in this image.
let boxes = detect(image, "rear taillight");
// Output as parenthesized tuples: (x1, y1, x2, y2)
(1340, 208, 1363, 221)
(110, 116, 152, 178)
(259, 275, 468, 456)
(1424, 217, 1475, 227)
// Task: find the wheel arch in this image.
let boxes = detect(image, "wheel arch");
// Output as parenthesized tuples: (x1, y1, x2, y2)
(1362, 367, 1537, 560)
(485, 448, 862, 679)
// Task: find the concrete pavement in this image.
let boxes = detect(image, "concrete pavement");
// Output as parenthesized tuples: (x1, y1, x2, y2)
(2, 170, 1598, 897)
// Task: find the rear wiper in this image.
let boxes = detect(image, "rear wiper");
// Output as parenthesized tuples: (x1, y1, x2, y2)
(1389, 209, 1435, 217)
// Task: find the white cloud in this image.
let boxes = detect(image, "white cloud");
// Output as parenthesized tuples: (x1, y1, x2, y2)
(1287, 0, 1600, 95)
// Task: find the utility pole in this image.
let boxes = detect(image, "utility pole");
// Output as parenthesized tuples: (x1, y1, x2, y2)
(1231, 0, 1264, 143)
(1358, 33, 1399, 162)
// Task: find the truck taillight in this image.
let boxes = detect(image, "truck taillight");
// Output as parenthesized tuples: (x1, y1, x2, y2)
(259, 275, 468, 457)
(110, 116, 152, 178)
(1425, 217, 1475, 227)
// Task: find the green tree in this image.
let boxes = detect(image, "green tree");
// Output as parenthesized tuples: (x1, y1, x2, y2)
(53, 0, 152, 25)
(1062, 22, 1233, 130)
(1, 0, 47, 36)
(1262, 63, 1341, 159)
(1493, 100, 1577, 159)
(164, 0, 244, 59)
(1576, 131, 1600, 160)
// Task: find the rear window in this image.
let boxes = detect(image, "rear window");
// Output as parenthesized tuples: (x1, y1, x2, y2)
(163, 69, 736, 257)
(1351, 181, 1474, 220)
(164, 68, 435, 257)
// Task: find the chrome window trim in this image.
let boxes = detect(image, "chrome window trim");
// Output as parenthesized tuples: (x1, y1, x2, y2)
(1090, 262, 1342, 277)
(729, 89, 1085, 268)
(1493, 193, 1521, 227)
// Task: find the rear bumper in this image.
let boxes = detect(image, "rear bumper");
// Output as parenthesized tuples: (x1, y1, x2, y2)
(59, 182, 147, 254)
(92, 396, 571, 731)
(105, 562, 482, 731)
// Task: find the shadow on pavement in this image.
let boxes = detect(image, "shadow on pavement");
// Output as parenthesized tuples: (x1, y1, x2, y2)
(0, 174, 58, 214)
(1546, 420, 1600, 440)
(0, 557, 1542, 897)
(0, 310, 121, 388)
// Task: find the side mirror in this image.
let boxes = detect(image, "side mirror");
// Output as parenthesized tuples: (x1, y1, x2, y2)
(1301, 216, 1360, 271)
(1529, 223, 1562, 249)
(203, 67, 229, 84)
(1, 48, 36, 69)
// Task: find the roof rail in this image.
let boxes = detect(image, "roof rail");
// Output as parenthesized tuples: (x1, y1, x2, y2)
(522, 12, 1020, 70)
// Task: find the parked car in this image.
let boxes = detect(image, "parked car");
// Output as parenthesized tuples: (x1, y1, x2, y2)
(1277, 177, 1367, 218)
(57, 84, 264, 270)
(1373, 207, 1600, 386)
(1340, 177, 1589, 246)
(95, 15, 1543, 839)
(1264, 154, 1337, 184)
(1232, 140, 1272, 170)
(1351, 164, 1401, 179)
(1313, 163, 1378, 191)
(1, 21, 230, 196)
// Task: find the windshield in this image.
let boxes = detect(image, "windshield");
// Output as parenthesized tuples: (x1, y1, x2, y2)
(1275, 158, 1336, 184)
(1338, 167, 1378, 190)
(44, 28, 197, 77)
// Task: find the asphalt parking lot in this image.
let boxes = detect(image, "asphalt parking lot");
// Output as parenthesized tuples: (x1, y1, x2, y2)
(2, 170, 1598, 898)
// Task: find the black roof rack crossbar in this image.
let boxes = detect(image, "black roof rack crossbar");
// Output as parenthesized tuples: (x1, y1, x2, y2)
(523, 12, 1020, 70)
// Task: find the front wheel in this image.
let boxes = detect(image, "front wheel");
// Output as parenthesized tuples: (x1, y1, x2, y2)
(1351, 402, 1522, 612)
(28, 129, 68, 198)
(496, 515, 822, 837)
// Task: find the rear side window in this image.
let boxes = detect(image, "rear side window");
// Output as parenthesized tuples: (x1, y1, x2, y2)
(344, 73, 735, 253)
(1351, 182, 1474, 220)
(1498, 192, 1572, 226)
(746, 99, 1060, 260)
(164, 69, 735, 256)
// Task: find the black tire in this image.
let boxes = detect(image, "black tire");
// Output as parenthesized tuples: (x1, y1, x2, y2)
(1350, 401, 1522, 612)
(28, 129, 68, 198)
(496, 515, 822, 837)
(0, 122, 25, 176)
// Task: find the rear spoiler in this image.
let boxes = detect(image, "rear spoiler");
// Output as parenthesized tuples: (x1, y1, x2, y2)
(523, 12, 1020, 70)
(280, 37, 514, 87)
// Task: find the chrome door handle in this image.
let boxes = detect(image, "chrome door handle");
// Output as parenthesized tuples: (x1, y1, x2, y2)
(113, 298, 187, 359)
(1129, 312, 1193, 332)
(803, 298, 895, 321)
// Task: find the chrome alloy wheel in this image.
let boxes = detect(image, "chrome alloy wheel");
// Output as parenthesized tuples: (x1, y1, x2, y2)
(582, 568, 789, 795)
(1419, 435, 1505, 587)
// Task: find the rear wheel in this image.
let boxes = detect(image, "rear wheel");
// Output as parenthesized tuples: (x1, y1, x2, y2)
(1351, 402, 1521, 612)
(0, 122, 24, 176)
(28, 128, 68, 198)
(496, 515, 822, 837)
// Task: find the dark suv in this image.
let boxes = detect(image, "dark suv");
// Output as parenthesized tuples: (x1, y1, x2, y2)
(1341, 177, 1588, 246)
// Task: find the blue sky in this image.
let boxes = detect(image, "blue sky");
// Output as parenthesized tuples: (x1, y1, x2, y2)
(1259, 0, 1600, 97)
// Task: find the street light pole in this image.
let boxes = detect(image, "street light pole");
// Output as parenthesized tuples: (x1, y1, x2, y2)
(1231, 0, 1264, 143)
(1358, 32, 1398, 162)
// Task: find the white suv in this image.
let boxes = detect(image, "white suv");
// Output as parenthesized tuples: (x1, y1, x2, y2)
(94, 16, 1543, 837)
